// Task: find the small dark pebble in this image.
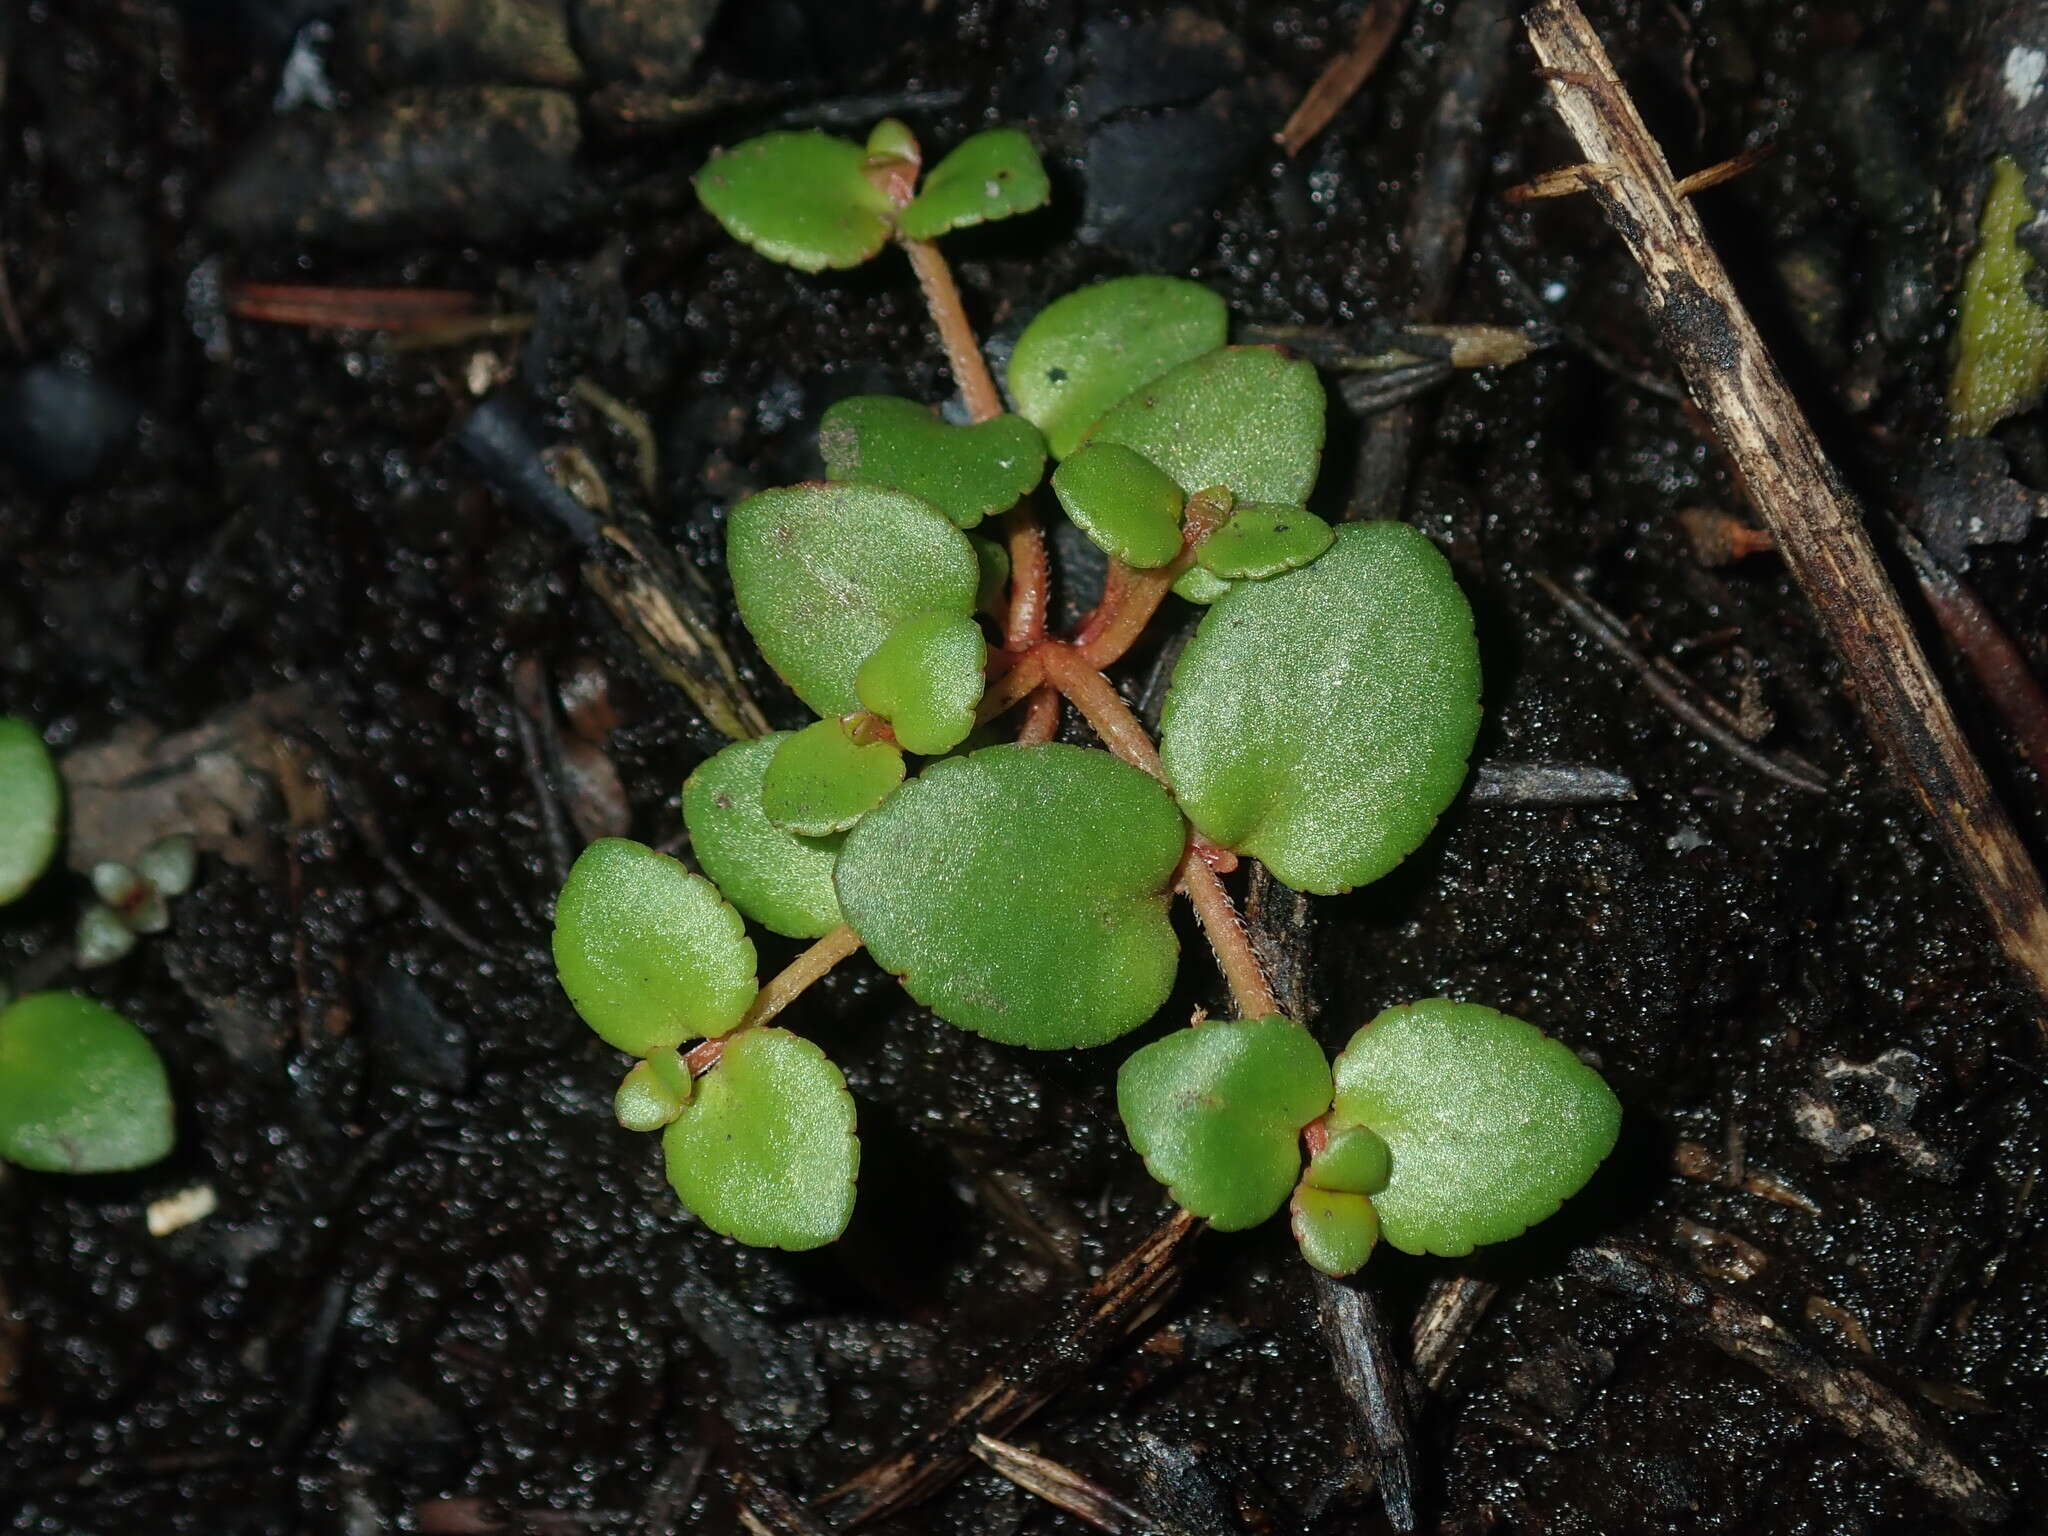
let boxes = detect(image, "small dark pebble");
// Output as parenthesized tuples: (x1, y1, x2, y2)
(1082, 92, 1268, 269)
(343, 1375, 471, 1470)
(204, 87, 591, 247)
(364, 958, 472, 1093)
(1078, 9, 1244, 123)
(0, 360, 140, 491)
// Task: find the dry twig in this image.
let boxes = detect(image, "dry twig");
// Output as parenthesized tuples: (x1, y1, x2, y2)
(971, 1436, 1156, 1534)
(1523, 0, 2048, 1017)
(1315, 1274, 1417, 1532)
(1275, 0, 1414, 157)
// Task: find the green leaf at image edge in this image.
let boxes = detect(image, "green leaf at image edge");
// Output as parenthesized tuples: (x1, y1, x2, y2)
(835, 743, 1184, 1049)
(693, 131, 894, 272)
(664, 1028, 859, 1250)
(1331, 1000, 1621, 1258)
(1162, 522, 1480, 895)
(1007, 277, 1230, 459)
(728, 482, 981, 719)
(1116, 1017, 1333, 1230)
(0, 716, 61, 905)
(0, 992, 175, 1173)
(552, 839, 758, 1056)
(683, 735, 844, 940)
(898, 128, 1052, 241)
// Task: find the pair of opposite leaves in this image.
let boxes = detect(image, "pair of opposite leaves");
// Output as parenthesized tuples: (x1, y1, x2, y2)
(1117, 1008, 1621, 1275)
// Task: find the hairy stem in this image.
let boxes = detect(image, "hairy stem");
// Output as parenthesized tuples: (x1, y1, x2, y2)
(740, 923, 864, 1032)
(1075, 562, 1180, 671)
(901, 237, 1004, 423)
(1002, 505, 1052, 649)
(1038, 643, 1280, 1020)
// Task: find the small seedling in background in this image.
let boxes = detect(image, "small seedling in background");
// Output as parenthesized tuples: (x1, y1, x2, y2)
(77, 834, 201, 968)
(547, 122, 1620, 1268)
(0, 718, 177, 1175)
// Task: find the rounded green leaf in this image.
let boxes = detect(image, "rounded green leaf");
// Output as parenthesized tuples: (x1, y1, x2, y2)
(761, 717, 905, 836)
(1089, 347, 1325, 505)
(1116, 1017, 1333, 1230)
(970, 533, 1011, 614)
(1306, 1123, 1391, 1195)
(819, 396, 1047, 529)
(663, 1027, 858, 1250)
(1050, 442, 1186, 568)
(1332, 1000, 1622, 1258)
(855, 612, 987, 756)
(615, 1056, 692, 1132)
(0, 716, 61, 905)
(1291, 1185, 1380, 1277)
(0, 992, 174, 1173)
(1171, 564, 1234, 606)
(835, 743, 1184, 1049)
(692, 131, 894, 272)
(897, 128, 1051, 241)
(1009, 277, 1230, 459)
(1161, 522, 1480, 895)
(728, 483, 981, 718)
(552, 838, 759, 1056)
(1196, 504, 1334, 580)
(683, 735, 844, 940)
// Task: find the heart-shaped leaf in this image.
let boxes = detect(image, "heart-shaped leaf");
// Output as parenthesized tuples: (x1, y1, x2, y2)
(1050, 442, 1186, 569)
(663, 1027, 859, 1250)
(1304, 1123, 1391, 1194)
(1196, 504, 1334, 580)
(0, 716, 60, 905)
(693, 131, 895, 271)
(0, 992, 174, 1173)
(1007, 277, 1229, 458)
(835, 743, 1184, 1049)
(615, 1054, 692, 1132)
(728, 482, 981, 717)
(1332, 1000, 1621, 1258)
(855, 611, 987, 755)
(898, 128, 1051, 241)
(682, 734, 844, 940)
(762, 717, 905, 836)
(1089, 347, 1325, 505)
(1116, 1017, 1333, 1230)
(820, 396, 1047, 529)
(553, 838, 758, 1056)
(1290, 1185, 1380, 1277)
(1161, 522, 1480, 895)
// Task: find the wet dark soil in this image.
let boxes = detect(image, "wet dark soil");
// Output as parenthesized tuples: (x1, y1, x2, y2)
(4, 0, 2046, 1532)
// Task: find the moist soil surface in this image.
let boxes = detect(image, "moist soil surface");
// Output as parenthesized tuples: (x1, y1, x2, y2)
(4, 1, 2046, 1532)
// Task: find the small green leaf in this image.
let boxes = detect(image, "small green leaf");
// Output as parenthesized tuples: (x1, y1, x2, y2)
(1171, 564, 1234, 606)
(898, 128, 1051, 241)
(552, 839, 758, 1056)
(1162, 523, 1480, 895)
(1008, 277, 1230, 458)
(615, 1056, 692, 1132)
(663, 1028, 858, 1250)
(1305, 1123, 1391, 1195)
(1331, 1000, 1621, 1258)
(762, 717, 905, 836)
(0, 992, 174, 1173)
(835, 743, 1184, 1049)
(1116, 1017, 1333, 1230)
(1050, 442, 1186, 568)
(0, 716, 61, 905)
(1290, 1185, 1380, 1277)
(682, 735, 844, 940)
(819, 396, 1047, 529)
(865, 118, 919, 163)
(856, 612, 987, 755)
(728, 482, 981, 717)
(1089, 347, 1325, 505)
(970, 533, 1011, 614)
(693, 131, 895, 271)
(1196, 504, 1334, 580)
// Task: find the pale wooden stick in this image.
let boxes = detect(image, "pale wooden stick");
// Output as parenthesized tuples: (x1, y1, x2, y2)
(1525, 0, 2048, 1020)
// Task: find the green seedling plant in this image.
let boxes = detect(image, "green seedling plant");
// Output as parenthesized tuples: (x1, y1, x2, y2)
(0, 717, 176, 1174)
(550, 122, 1621, 1268)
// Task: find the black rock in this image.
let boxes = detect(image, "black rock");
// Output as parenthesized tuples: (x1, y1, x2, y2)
(1081, 92, 1257, 269)
(364, 958, 473, 1093)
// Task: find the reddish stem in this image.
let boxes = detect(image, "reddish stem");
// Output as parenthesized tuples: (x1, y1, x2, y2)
(1003, 506, 1052, 650)
(1038, 644, 1164, 778)
(901, 237, 1004, 423)
(1017, 688, 1060, 745)
(1179, 853, 1281, 1020)
(686, 925, 864, 1077)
